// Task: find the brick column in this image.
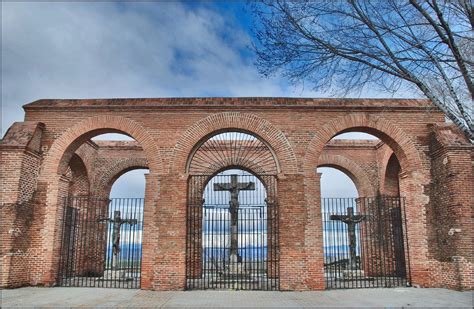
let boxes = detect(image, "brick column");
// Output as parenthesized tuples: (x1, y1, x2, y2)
(140, 172, 160, 289)
(152, 173, 187, 290)
(428, 142, 474, 290)
(303, 172, 325, 290)
(0, 142, 42, 287)
(38, 175, 71, 286)
(398, 171, 430, 287)
(279, 173, 324, 290)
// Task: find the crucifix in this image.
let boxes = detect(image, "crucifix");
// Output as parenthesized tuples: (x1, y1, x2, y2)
(98, 210, 138, 269)
(330, 207, 366, 270)
(214, 174, 255, 268)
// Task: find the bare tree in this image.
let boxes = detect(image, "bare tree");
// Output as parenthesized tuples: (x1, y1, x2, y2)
(252, 0, 473, 139)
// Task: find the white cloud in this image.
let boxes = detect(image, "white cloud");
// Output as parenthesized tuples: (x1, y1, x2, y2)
(1, 1, 288, 134)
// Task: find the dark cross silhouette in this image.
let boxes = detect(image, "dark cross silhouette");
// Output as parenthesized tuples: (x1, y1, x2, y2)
(98, 210, 138, 267)
(330, 207, 366, 270)
(214, 175, 255, 263)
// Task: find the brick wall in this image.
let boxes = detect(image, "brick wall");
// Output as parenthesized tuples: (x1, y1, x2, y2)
(427, 124, 473, 290)
(0, 122, 44, 287)
(0, 97, 471, 291)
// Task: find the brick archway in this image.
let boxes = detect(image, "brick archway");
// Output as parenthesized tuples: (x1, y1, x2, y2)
(92, 158, 149, 197)
(318, 154, 376, 197)
(34, 115, 163, 285)
(170, 112, 298, 175)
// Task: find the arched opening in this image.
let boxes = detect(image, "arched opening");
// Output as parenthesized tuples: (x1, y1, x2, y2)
(57, 131, 150, 289)
(186, 131, 279, 290)
(316, 130, 409, 289)
(383, 153, 401, 196)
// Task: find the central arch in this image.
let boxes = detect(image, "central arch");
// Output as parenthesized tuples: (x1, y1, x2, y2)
(185, 130, 280, 290)
(171, 112, 297, 175)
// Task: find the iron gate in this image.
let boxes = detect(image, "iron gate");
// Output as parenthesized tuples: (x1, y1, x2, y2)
(322, 196, 410, 289)
(186, 173, 279, 290)
(58, 197, 144, 288)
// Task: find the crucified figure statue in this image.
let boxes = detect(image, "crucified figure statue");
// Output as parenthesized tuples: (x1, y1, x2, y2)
(214, 174, 255, 272)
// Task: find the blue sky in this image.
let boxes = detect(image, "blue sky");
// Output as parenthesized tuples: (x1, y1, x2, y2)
(1, 1, 411, 134)
(3, 1, 375, 198)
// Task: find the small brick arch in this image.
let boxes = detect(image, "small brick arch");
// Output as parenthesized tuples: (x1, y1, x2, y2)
(92, 158, 149, 197)
(66, 154, 90, 196)
(303, 114, 424, 176)
(378, 146, 395, 192)
(381, 153, 402, 196)
(170, 112, 298, 175)
(318, 154, 376, 197)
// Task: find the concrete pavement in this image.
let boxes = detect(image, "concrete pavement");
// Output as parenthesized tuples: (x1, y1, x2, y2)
(1, 287, 472, 308)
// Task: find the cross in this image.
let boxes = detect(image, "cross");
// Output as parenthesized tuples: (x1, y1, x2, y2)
(214, 174, 255, 263)
(98, 210, 138, 267)
(330, 207, 366, 270)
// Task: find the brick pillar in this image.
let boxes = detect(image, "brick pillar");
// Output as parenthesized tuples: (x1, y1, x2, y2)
(152, 173, 187, 290)
(398, 171, 430, 287)
(187, 177, 203, 280)
(1, 143, 42, 287)
(35, 175, 71, 286)
(303, 172, 325, 290)
(279, 173, 324, 290)
(141, 172, 160, 290)
(264, 175, 278, 279)
(428, 141, 474, 290)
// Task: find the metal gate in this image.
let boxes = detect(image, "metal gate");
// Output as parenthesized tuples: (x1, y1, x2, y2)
(322, 196, 410, 289)
(58, 197, 144, 288)
(186, 173, 279, 290)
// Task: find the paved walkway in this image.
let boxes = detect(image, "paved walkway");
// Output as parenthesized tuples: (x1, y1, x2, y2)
(1, 287, 472, 308)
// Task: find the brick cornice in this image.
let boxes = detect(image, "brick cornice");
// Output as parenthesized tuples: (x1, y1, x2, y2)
(23, 97, 438, 113)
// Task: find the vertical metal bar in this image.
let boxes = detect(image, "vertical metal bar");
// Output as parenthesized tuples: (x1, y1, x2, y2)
(86, 197, 91, 287)
(387, 197, 396, 287)
(58, 197, 68, 286)
(402, 197, 411, 286)
(380, 197, 387, 287)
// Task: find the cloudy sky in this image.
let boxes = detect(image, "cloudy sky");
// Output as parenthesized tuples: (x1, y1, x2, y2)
(3, 1, 384, 198)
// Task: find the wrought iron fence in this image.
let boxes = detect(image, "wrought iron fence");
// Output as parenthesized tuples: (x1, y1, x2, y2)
(58, 197, 144, 288)
(186, 173, 279, 290)
(322, 196, 410, 289)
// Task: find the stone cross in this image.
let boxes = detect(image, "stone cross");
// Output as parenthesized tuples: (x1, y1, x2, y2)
(99, 210, 138, 268)
(214, 175, 255, 264)
(330, 207, 366, 270)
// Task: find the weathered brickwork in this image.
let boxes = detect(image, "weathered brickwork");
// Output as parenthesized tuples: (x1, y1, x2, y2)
(0, 97, 472, 291)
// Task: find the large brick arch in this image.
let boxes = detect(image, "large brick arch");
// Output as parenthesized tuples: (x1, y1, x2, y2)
(41, 115, 163, 177)
(92, 158, 149, 197)
(303, 114, 424, 176)
(318, 154, 376, 197)
(170, 112, 298, 175)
